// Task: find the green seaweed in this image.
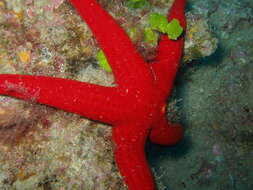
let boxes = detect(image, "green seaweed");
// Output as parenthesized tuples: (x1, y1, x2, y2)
(149, 13, 168, 33)
(165, 19, 184, 40)
(126, 0, 149, 9)
(144, 27, 159, 44)
(149, 13, 183, 40)
(96, 50, 112, 72)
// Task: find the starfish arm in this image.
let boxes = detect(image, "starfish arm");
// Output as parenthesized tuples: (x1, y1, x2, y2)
(149, 115, 183, 146)
(150, 0, 187, 96)
(0, 74, 120, 124)
(70, 0, 153, 89)
(112, 124, 156, 190)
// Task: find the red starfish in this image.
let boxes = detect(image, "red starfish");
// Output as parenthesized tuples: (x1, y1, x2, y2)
(0, 0, 186, 189)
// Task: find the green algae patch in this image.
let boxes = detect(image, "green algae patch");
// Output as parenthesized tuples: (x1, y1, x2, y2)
(165, 19, 183, 40)
(144, 27, 159, 44)
(97, 50, 112, 72)
(149, 13, 168, 33)
(126, 0, 149, 9)
(149, 13, 183, 40)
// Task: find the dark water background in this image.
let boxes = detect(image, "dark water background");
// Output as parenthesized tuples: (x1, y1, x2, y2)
(147, 0, 253, 189)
